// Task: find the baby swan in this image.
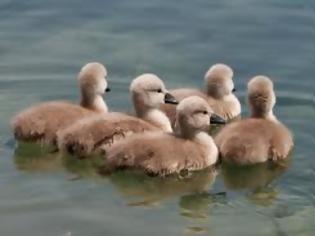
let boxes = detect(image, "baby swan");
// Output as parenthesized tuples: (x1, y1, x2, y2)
(215, 76, 293, 165)
(161, 63, 241, 125)
(57, 73, 178, 156)
(11, 62, 110, 146)
(104, 96, 226, 177)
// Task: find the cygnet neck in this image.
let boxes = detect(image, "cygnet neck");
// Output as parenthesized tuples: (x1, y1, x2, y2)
(222, 93, 237, 102)
(196, 131, 218, 166)
(176, 125, 195, 139)
(133, 94, 172, 132)
(206, 87, 223, 99)
(251, 110, 278, 122)
(80, 91, 108, 113)
(178, 128, 218, 166)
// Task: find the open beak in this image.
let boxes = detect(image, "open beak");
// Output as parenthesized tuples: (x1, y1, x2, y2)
(105, 87, 111, 92)
(210, 113, 226, 125)
(164, 93, 178, 105)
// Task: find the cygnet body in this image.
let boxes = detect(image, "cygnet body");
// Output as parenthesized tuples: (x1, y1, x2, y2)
(104, 96, 226, 176)
(215, 76, 293, 165)
(57, 74, 178, 156)
(11, 62, 110, 146)
(161, 64, 241, 125)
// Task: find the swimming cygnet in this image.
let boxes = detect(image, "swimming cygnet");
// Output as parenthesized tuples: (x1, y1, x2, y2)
(11, 62, 110, 146)
(104, 96, 226, 177)
(215, 76, 293, 165)
(161, 63, 241, 125)
(57, 73, 178, 156)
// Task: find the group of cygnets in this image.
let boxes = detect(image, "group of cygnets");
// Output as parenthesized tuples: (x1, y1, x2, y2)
(11, 62, 293, 176)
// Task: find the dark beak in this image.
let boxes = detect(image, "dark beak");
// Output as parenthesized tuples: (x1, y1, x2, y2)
(210, 113, 226, 125)
(232, 88, 236, 92)
(164, 93, 178, 105)
(105, 87, 111, 92)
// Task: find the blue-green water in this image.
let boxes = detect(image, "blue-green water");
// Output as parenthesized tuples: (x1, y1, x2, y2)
(0, 0, 314, 235)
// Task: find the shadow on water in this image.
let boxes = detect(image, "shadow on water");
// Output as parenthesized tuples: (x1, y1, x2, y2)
(220, 160, 291, 206)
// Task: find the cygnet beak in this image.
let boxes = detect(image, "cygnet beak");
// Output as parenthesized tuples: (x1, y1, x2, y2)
(164, 93, 178, 105)
(210, 113, 226, 125)
(232, 88, 236, 92)
(105, 87, 111, 92)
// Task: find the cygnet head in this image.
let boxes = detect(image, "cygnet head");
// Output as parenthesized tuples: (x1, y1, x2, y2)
(130, 73, 178, 113)
(248, 75, 276, 120)
(176, 96, 226, 137)
(78, 62, 110, 98)
(204, 64, 235, 99)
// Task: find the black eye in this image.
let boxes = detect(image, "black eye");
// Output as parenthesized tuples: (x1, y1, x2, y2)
(157, 89, 162, 93)
(202, 111, 208, 115)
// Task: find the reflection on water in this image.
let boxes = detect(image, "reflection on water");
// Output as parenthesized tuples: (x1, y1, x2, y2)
(13, 143, 291, 214)
(221, 161, 290, 206)
(12, 143, 291, 207)
(180, 191, 226, 219)
(13, 142, 63, 171)
(10, 138, 312, 235)
(109, 169, 217, 206)
(62, 153, 105, 179)
(221, 162, 289, 190)
(179, 192, 227, 235)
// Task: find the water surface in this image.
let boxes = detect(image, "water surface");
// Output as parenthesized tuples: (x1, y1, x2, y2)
(0, 0, 314, 235)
